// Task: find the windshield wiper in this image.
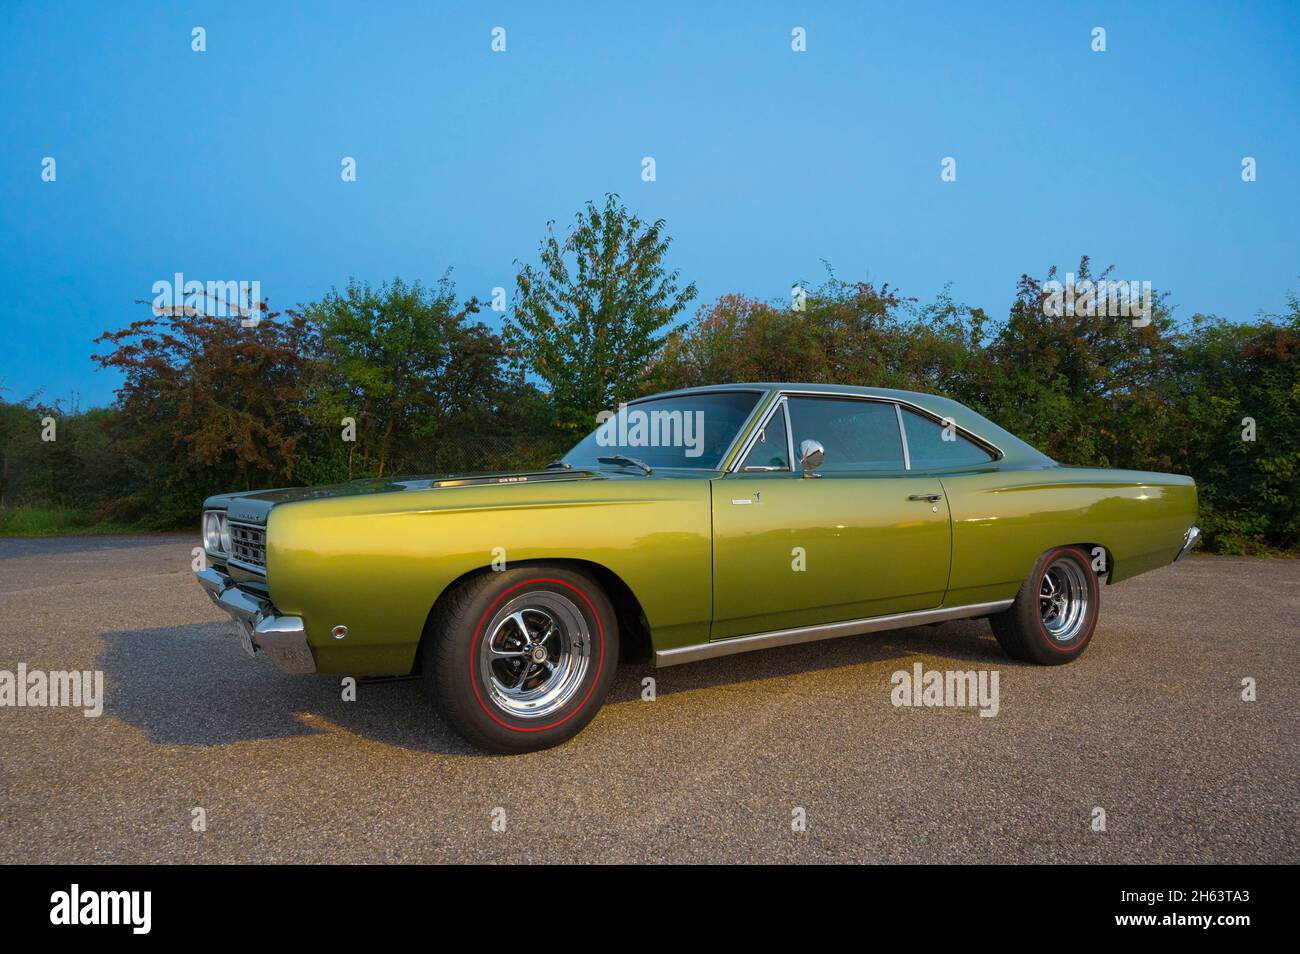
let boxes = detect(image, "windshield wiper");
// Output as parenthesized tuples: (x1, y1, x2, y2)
(596, 455, 653, 475)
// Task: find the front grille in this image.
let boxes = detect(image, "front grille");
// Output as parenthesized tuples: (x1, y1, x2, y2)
(228, 522, 267, 572)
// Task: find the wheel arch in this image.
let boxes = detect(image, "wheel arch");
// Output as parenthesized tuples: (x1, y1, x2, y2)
(412, 558, 653, 674)
(1051, 541, 1113, 583)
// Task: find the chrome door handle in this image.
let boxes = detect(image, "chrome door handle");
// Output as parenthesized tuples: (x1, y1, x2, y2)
(908, 493, 943, 502)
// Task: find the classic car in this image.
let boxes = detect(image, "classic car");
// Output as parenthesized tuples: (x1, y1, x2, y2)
(196, 383, 1200, 752)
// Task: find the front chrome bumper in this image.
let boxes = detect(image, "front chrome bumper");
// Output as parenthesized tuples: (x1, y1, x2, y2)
(1175, 524, 1202, 562)
(196, 567, 316, 674)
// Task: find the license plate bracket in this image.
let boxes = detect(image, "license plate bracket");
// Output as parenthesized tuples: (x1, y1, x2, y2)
(236, 621, 259, 659)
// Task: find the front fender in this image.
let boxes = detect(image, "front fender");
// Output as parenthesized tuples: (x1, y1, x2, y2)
(265, 479, 712, 675)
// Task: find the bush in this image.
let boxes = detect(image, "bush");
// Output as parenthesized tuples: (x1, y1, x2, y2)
(3, 254, 1295, 553)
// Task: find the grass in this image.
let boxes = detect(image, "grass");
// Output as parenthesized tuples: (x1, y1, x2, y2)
(0, 505, 140, 537)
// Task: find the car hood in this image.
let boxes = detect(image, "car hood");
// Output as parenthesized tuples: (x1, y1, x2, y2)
(204, 466, 712, 525)
(206, 469, 602, 524)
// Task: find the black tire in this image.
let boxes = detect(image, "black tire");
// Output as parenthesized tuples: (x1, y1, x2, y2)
(422, 566, 619, 754)
(990, 546, 1100, 665)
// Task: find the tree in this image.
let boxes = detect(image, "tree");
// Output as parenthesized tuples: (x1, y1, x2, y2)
(643, 272, 933, 394)
(1165, 299, 1299, 552)
(92, 302, 322, 525)
(979, 257, 1179, 469)
(505, 194, 697, 433)
(300, 276, 523, 479)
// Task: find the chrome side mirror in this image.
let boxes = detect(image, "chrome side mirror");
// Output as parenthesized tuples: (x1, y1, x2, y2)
(798, 439, 824, 478)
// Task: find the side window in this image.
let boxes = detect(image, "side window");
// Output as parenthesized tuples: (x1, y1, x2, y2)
(786, 397, 905, 472)
(901, 407, 995, 469)
(740, 402, 790, 470)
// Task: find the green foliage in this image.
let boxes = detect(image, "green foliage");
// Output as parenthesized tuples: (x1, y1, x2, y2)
(1, 230, 1295, 553)
(0, 504, 136, 536)
(975, 259, 1180, 469)
(300, 276, 513, 478)
(645, 272, 974, 394)
(1164, 301, 1299, 552)
(90, 304, 322, 526)
(506, 194, 697, 433)
(0, 399, 135, 521)
(648, 260, 1298, 555)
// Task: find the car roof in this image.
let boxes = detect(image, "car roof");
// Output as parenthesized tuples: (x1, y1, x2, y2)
(640, 381, 956, 402)
(634, 383, 1056, 468)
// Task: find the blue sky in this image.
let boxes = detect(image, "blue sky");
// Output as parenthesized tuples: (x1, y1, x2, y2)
(2, 0, 1298, 408)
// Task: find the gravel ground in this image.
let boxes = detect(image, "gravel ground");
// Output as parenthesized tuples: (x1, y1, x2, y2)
(0, 534, 1296, 863)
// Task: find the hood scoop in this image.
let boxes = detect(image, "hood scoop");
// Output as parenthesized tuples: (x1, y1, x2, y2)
(431, 470, 594, 489)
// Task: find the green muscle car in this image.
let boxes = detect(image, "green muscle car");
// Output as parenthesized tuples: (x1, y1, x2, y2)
(196, 384, 1200, 752)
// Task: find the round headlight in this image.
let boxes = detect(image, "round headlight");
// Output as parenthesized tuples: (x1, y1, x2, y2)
(219, 515, 232, 554)
(204, 512, 224, 553)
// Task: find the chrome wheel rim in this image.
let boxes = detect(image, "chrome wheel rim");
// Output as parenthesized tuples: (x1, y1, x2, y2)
(1039, 558, 1089, 643)
(480, 590, 591, 719)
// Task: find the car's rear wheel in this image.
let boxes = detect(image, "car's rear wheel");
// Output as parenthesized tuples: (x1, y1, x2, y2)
(990, 546, 1099, 665)
(423, 566, 619, 753)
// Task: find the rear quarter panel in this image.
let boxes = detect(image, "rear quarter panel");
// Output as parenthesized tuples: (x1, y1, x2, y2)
(940, 466, 1197, 605)
(264, 477, 712, 675)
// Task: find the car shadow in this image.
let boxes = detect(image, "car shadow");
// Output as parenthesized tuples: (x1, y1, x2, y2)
(97, 616, 1019, 755)
(97, 621, 485, 756)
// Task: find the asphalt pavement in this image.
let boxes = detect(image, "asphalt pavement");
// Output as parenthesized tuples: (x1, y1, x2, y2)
(1, 534, 1296, 863)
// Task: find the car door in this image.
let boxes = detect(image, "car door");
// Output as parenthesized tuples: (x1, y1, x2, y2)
(710, 394, 952, 640)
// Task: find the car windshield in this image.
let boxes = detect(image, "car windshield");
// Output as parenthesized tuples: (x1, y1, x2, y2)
(563, 391, 763, 470)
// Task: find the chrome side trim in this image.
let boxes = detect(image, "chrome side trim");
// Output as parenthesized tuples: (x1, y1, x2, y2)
(654, 600, 1014, 667)
(727, 390, 1005, 472)
(781, 397, 795, 472)
(621, 387, 767, 472)
(718, 390, 776, 471)
(1174, 525, 1202, 562)
(734, 395, 795, 473)
(894, 401, 912, 470)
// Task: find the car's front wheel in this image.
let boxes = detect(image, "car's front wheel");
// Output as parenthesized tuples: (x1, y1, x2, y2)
(990, 546, 1100, 665)
(423, 566, 619, 753)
